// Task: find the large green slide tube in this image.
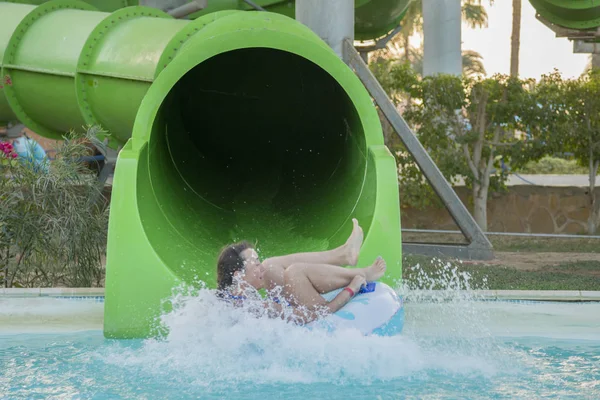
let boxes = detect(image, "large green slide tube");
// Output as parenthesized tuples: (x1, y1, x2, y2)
(529, 0, 600, 30)
(4, 0, 413, 42)
(188, 0, 413, 41)
(0, 1, 402, 338)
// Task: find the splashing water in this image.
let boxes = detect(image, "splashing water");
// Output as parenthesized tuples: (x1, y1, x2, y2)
(95, 260, 525, 389)
(2, 258, 599, 399)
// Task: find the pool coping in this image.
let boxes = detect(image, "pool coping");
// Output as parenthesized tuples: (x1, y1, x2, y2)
(1, 288, 599, 301)
(0, 288, 105, 297)
(476, 290, 600, 301)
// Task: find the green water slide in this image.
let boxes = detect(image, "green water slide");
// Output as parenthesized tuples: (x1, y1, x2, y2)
(0, 0, 403, 338)
(187, 0, 412, 41)
(4, 0, 412, 41)
(2, 0, 137, 9)
(529, 0, 600, 30)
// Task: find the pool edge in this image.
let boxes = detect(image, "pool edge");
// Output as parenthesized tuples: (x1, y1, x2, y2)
(1, 288, 599, 301)
(1, 288, 105, 297)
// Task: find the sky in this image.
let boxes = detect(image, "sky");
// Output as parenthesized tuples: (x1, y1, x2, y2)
(413, 0, 589, 80)
(465, 0, 588, 79)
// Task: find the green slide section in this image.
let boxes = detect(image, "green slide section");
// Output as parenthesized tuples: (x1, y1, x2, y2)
(529, 0, 600, 30)
(4, 0, 412, 41)
(3, 0, 137, 11)
(188, 0, 413, 41)
(0, 0, 402, 338)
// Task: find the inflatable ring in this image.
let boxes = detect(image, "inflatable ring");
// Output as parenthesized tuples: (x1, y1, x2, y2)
(308, 281, 404, 336)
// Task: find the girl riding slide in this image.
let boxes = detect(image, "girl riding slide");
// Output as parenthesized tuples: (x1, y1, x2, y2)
(216, 219, 387, 324)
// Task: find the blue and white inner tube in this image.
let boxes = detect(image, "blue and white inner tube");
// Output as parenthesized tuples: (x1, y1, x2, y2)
(308, 281, 404, 336)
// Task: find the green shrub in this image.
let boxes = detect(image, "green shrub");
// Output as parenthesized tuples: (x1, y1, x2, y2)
(0, 126, 109, 288)
(520, 156, 588, 174)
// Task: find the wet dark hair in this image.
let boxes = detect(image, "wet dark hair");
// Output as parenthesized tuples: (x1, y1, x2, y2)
(216, 240, 253, 291)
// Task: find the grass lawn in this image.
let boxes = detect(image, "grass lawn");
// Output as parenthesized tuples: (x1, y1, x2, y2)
(401, 231, 600, 253)
(402, 255, 600, 291)
(400, 233, 600, 291)
(489, 235, 600, 253)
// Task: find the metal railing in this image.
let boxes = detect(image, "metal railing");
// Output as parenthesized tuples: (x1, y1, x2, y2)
(402, 228, 600, 240)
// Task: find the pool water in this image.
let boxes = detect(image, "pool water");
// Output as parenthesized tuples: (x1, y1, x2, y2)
(1, 290, 599, 399)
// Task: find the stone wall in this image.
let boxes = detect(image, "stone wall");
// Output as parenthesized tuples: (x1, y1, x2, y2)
(401, 185, 599, 234)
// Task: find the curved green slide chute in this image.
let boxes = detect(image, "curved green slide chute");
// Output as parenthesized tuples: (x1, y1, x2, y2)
(187, 0, 413, 41)
(529, 0, 600, 30)
(0, 0, 402, 338)
(4, 0, 413, 41)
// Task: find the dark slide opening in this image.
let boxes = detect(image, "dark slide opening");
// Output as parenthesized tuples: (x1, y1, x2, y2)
(142, 48, 368, 280)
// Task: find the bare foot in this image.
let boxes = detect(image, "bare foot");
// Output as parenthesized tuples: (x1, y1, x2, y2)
(364, 256, 386, 282)
(344, 218, 363, 266)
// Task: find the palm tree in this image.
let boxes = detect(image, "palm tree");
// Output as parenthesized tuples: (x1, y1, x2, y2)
(372, 0, 492, 67)
(462, 49, 487, 77)
(510, 0, 521, 77)
(462, 0, 492, 29)
(396, 0, 423, 65)
(407, 46, 487, 77)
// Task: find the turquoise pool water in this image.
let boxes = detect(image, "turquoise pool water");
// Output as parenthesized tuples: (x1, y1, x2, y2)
(1, 292, 599, 399)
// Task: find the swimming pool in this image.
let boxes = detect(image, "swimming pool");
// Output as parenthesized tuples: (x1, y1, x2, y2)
(1, 292, 599, 399)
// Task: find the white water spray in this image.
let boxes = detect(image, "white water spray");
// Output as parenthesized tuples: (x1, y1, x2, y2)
(98, 259, 525, 388)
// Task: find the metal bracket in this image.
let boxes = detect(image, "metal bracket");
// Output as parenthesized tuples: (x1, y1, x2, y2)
(353, 25, 403, 64)
(343, 38, 494, 261)
(97, 147, 118, 188)
(535, 13, 600, 42)
(354, 25, 403, 53)
(573, 40, 600, 54)
(167, 0, 208, 19)
(93, 138, 120, 189)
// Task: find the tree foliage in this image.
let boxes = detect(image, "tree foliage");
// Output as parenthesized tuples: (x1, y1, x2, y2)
(536, 70, 600, 233)
(371, 0, 492, 76)
(374, 59, 600, 234)
(520, 156, 587, 175)
(389, 46, 487, 78)
(375, 63, 552, 230)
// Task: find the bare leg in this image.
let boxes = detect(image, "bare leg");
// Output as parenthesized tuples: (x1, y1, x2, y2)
(263, 218, 364, 268)
(283, 267, 329, 309)
(283, 257, 387, 305)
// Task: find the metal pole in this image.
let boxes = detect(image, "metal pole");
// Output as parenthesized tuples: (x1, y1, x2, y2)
(359, 51, 369, 64)
(343, 39, 494, 260)
(422, 0, 462, 76)
(295, 0, 354, 61)
(402, 228, 600, 239)
(243, 0, 266, 11)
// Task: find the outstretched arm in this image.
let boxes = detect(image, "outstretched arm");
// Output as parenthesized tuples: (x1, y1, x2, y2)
(265, 275, 365, 325)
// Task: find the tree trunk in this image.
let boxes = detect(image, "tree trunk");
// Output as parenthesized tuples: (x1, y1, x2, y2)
(510, 0, 521, 77)
(587, 158, 599, 234)
(403, 32, 410, 63)
(593, 54, 600, 71)
(472, 182, 489, 232)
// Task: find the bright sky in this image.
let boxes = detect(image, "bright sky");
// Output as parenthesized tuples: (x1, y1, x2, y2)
(413, 0, 589, 80)
(466, 0, 589, 79)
